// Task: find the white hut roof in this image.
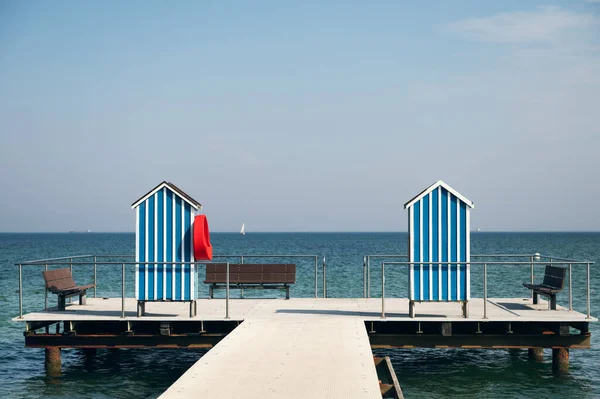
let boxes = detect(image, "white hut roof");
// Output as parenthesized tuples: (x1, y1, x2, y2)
(404, 180, 474, 209)
(131, 181, 202, 210)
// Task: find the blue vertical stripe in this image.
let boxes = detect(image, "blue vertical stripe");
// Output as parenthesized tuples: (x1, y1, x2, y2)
(138, 203, 146, 300)
(166, 189, 173, 299)
(184, 203, 191, 300)
(460, 202, 467, 300)
(413, 201, 421, 300)
(422, 196, 430, 301)
(431, 189, 439, 300)
(157, 190, 164, 299)
(441, 188, 448, 300)
(450, 194, 457, 301)
(147, 195, 155, 300)
(175, 197, 182, 300)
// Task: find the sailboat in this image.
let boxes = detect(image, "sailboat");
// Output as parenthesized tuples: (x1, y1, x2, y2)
(240, 223, 245, 235)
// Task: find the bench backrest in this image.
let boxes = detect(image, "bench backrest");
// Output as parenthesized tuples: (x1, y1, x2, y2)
(42, 268, 77, 292)
(205, 264, 296, 284)
(542, 265, 566, 290)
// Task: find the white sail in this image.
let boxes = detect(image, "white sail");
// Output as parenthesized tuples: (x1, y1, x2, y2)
(240, 223, 245, 235)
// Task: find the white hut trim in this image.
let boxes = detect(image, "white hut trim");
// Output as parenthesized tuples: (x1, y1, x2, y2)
(404, 180, 474, 210)
(131, 181, 202, 210)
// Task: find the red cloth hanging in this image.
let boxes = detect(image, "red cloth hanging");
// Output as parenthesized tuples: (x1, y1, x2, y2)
(193, 215, 213, 260)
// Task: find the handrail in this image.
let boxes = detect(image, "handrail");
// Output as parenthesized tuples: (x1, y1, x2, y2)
(362, 252, 595, 299)
(379, 260, 594, 320)
(17, 254, 322, 318)
(21, 254, 93, 264)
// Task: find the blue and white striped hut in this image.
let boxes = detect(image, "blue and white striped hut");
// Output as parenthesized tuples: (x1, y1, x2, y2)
(404, 180, 474, 318)
(132, 181, 202, 317)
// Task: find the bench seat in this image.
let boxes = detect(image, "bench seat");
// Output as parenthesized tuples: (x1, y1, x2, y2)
(205, 264, 296, 299)
(523, 265, 566, 310)
(43, 268, 96, 310)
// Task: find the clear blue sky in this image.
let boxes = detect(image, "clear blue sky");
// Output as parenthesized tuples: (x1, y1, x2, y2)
(1, 1, 599, 232)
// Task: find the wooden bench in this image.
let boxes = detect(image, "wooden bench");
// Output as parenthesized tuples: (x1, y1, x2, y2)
(42, 268, 95, 311)
(523, 265, 566, 310)
(205, 264, 296, 299)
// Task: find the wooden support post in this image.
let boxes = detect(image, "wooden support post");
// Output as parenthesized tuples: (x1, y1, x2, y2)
(441, 322, 452, 337)
(552, 348, 569, 373)
(528, 348, 544, 362)
(45, 347, 61, 376)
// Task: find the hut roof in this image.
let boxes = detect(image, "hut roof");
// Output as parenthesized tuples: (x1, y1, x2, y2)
(131, 181, 202, 210)
(404, 180, 474, 209)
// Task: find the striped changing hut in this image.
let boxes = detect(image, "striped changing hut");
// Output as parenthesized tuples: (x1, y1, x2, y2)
(404, 180, 474, 318)
(131, 181, 202, 316)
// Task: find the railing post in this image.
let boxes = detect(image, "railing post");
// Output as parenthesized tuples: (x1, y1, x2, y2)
(69, 257, 73, 304)
(18, 264, 23, 318)
(121, 263, 125, 318)
(93, 256, 97, 298)
(45, 263, 48, 310)
(381, 262, 385, 319)
(363, 256, 367, 299)
(367, 256, 371, 298)
(530, 256, 534, 300)
(314, 256, 318, 299)
(323, 257, 327, 298)
(483, 263, 488, 319)
(225, 262, 230, 319)
(587, 263, 591, 319)
(568, 263, 572, 311)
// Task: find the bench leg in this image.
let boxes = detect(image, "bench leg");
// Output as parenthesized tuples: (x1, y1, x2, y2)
(189, 300, 197, 317)
(533, 292, 539, 305)
(409, 301, 415, 318)
(462, 301, 469, 318)
(79, 292, 87, 306)
(285, 286, 290, 300)
(209, 286, 214, 299)
(550, 295, 557, 310)
(58, 295, 66, 311)
(137, 301, 145, 317)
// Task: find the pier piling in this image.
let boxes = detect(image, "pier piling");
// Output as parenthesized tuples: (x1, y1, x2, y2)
(528, 348, 544, 362)
(552, 348, 569, 373)
(45, 347, 61, 376)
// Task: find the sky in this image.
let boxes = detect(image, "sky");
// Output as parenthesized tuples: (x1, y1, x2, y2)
(1, 1, 599, 232)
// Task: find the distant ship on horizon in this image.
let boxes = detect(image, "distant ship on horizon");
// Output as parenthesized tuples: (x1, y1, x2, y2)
(68, 230, 92, 233)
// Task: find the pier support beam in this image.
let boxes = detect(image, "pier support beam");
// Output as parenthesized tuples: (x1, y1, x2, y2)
(528, 348, 544, 362)
(552, 348, 569, 373)
(45, 347, 61, 376)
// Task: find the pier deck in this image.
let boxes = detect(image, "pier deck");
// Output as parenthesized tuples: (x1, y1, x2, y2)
(14, 297, 595, 323)
(15, 298, 594, 398)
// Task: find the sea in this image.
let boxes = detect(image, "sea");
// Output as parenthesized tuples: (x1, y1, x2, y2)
(0, 232, 598, 399)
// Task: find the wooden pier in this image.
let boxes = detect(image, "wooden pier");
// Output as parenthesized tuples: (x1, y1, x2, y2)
(14, 296, 594, 398)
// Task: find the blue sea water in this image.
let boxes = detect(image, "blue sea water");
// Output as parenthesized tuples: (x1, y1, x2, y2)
(0, 232, 598, 398)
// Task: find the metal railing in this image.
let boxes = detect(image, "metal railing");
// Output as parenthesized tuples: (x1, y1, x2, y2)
(16, 254, 326, 319)
(363, 253, 573, 299)
(378, 257, 593, 320)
